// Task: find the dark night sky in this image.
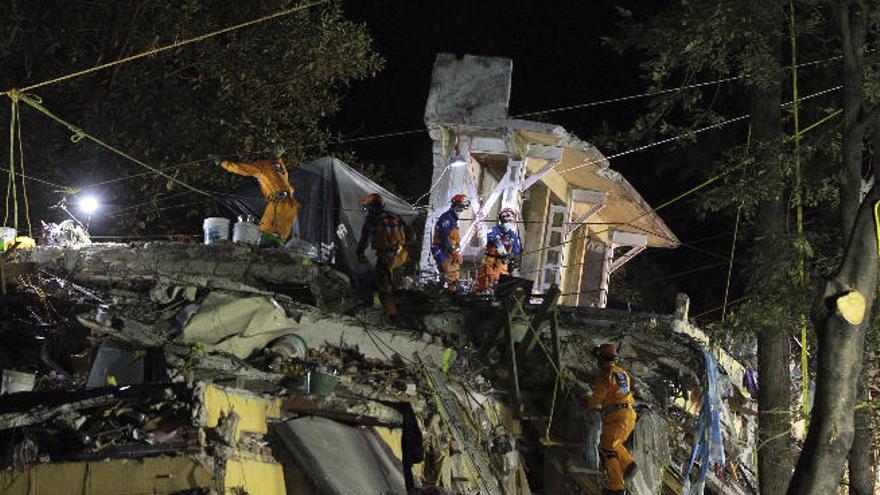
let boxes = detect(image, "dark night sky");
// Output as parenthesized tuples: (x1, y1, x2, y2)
(332, 0, 652, 197)
(329, 1, 741, 316)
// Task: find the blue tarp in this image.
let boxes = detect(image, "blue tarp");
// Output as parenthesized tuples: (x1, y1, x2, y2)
(681, 347, 727, 495)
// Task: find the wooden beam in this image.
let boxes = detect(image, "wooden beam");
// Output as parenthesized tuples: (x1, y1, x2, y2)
(611, 230, 647, 247)
(609, 245, 645, 273)
(282, 396, 403, 427)
(566, 203, 605, 236)
(520, 158, 560, 192)
(570, 189, 607, 205)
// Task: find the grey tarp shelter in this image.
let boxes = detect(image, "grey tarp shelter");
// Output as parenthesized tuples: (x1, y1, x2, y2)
(223, 156, 418, 292)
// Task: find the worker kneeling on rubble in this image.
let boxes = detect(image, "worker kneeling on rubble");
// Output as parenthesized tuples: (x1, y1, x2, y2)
(587, 344, 638, 495)
(431, 194, 469, 292)
(475, 207, 522, 292)
(357, 193, 411, 322)
(217, 146, 300, 246)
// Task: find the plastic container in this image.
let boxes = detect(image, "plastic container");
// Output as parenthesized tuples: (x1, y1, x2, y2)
(233, 217, 261, 245)
(270, 334, 309, 360)
(203, 217, 230, 245)
(1, 370, 35, 394)
(307, 371, 338, 396)
(0, 227, 15, 250)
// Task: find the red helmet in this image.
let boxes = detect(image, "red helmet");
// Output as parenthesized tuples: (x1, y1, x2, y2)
(498, 208, 517, 222)
(362, 193, 384, 210)
(451, 194, 470, 208)
(593, 344, 619, 359)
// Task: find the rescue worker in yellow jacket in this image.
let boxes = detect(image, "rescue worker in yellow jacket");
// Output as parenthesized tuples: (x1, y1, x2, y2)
(586, 344, 638, 495)
(357, 193, 410, 322)
(217, 148, 299, 245)
(430, 194, 469, 292)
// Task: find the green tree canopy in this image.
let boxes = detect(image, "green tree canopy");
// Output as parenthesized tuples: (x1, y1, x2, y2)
(0, 0, 383, 233)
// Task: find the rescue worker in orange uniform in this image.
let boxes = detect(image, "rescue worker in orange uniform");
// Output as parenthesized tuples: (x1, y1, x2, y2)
(474, 208, 522, 291)
(357, 193, 410, 323)
(431, 194, 469, 292)
(586, 344, 638, 495)
(217, 148, 299, 245)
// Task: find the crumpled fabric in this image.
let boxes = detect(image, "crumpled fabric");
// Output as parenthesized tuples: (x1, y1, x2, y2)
(743, 367, 758, 400)
(583, 409, 603, 471)
(682, 347, 727, 495)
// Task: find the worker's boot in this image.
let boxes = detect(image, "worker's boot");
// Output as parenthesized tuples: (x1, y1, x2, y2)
(624, 462, 639, 484)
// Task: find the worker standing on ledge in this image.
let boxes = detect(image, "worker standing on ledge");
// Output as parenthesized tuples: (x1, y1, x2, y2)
(431, 194, 469, 292)
(586, 343, 638, 495)
(216, 146, 299, 246)
(474, 207, 522, 292)
(357, 193, 410, 324)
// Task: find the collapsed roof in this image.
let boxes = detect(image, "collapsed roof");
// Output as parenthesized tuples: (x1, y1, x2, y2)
(0, 241, 758, 494)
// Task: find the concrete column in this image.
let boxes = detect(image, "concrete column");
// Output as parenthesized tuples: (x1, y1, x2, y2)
(520, 183, 550, 290)
(579, 240, 611, 308)
(561, 232, 587, 306)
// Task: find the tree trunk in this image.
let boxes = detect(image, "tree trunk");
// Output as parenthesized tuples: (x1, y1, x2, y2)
(788, 2, 879, 493)
(787, 181, 879, 494)
(748, 2, 791, 491)
(847, 96, 880, 495)
(848, 350, 875, 495)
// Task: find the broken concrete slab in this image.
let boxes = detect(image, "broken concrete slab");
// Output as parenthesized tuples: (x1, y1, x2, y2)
(291, 302, 452, 364)
(28, 242, 355, 310)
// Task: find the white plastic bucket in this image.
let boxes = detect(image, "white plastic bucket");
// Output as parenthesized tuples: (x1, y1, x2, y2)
(1, 370, 35, 394)
(233, 220, 261, 245)
(203, 217, 230, 245)
(0, 227, 16, 249)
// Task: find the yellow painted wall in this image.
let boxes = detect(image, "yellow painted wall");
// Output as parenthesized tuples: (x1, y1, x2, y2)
(202, 384, 281, 441)
(374, 426, 423, 477)
(0, 456, 214, 495)
(224, 457, 286, 495)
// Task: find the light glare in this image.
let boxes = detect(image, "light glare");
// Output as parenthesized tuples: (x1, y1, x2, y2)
(78, 195, 100, 215)
(450, 153, 468, 167)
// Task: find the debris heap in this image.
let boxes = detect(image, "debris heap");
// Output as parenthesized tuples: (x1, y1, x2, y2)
(0, 242, 759, 495)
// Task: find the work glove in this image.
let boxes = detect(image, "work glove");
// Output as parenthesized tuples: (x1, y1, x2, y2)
(451, 250, 463, 264)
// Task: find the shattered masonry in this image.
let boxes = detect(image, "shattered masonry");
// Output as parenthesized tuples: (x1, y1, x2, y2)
(0, 241, 757, 495)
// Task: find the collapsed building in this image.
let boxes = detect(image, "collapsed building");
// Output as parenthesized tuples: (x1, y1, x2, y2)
(419, 54, 678, 307)
(0, 53, 761, 495)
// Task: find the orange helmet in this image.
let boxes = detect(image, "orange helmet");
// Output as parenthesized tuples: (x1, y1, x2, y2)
(593, 344, 619, 359)
(498, 208, 517, 222)
(362, 193, 384, 211)
(451, 194, 470, 208)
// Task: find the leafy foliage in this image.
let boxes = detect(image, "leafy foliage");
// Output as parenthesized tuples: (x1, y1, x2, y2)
(0, 0, 382, 233)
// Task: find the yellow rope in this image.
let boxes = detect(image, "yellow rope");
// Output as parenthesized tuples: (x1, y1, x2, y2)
(7, 94, 20, 229)
(721, 205, 741, 322)
(5, 96, 14, 227)
(789, 0, 810, 419)
(16, 100, 31, 237)
(515, 300, 567, 381)
(16, 94, 212, 197)
(544, 371, 560, 441)
(874, 201, 880, 257)
(6, 0, 330, 94)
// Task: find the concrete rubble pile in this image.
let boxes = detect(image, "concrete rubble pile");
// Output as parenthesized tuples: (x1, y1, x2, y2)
(0, 242, 760, 495)
(0, 242, 530, 495)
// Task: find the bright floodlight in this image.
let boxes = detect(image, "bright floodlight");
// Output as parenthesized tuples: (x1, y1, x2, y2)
(449, 153, 468, 168)
(77, 195, 100, 215)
